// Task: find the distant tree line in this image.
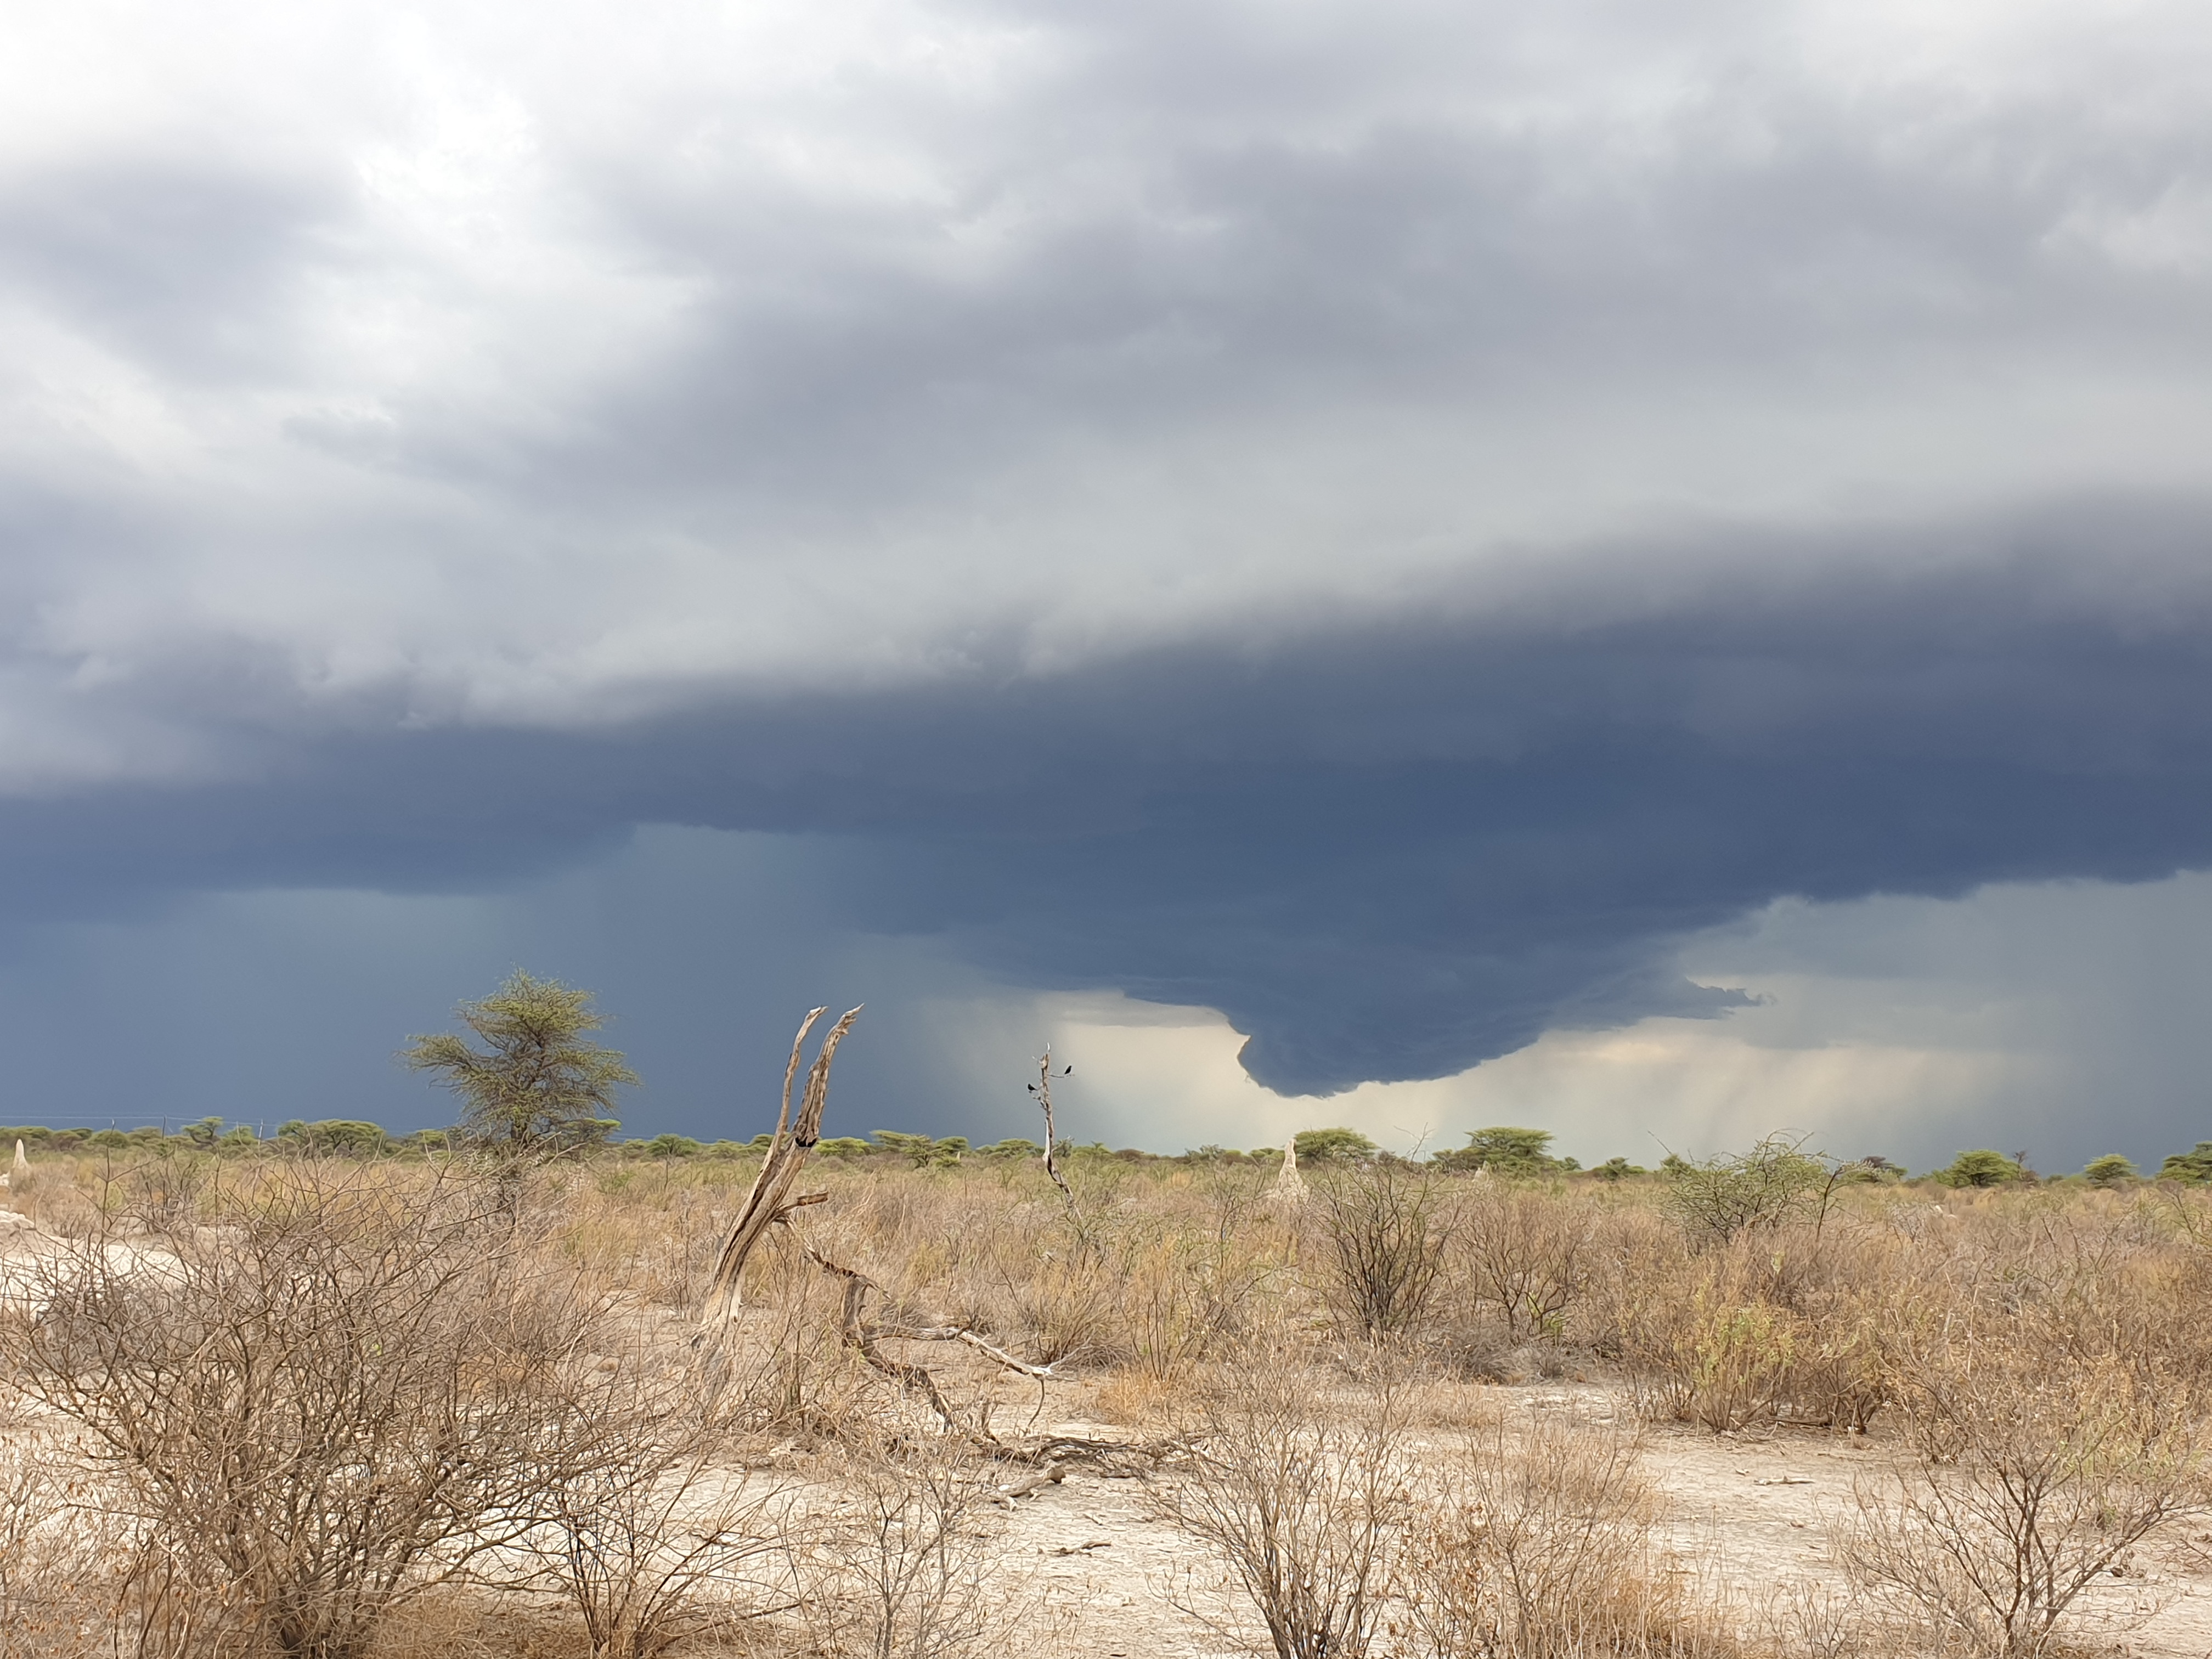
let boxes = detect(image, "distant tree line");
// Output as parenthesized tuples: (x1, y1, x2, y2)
(6, 968, 2207, 1186)
(5, 1114, 2207, 1189)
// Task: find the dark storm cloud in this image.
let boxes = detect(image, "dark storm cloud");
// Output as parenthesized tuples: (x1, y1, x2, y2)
(6, 504, 2211, 1095)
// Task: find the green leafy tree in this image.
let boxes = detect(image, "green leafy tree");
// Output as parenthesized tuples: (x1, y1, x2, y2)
(1588, 1156, 1646, 1181)
(1432, 1126, 1560, 1176)
(275, 1120, 388, 1157)
(402, 970, 636, 1153)
(1293, 1127, 1379, 1164)
(870, 1131, 968, 1167)
(2158, 1141, 2212, 1183)
(870, 1130, 936, 1166)
(1664, 1133, 1835, 1242)
(1932, 1149, 2023, 1189)
(2081, 1153, 2137, 1187)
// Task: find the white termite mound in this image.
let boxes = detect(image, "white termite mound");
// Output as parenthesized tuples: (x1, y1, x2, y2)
(1267, 1137, 1307, 1210)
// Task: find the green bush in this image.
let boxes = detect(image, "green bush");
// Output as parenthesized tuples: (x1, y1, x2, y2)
(2081, 1154, 2137, 1187)
(279, 1120, 388, 1157)
(2158, 1141, 2212, 1183)
(1931, 1149, 2023, 1188)
(1432, 1126, 1561, 1177)
(869, 1131, 966, 1168)
(1664, 1135, 1833, 1242)
(1292, 1127, 1379, 1164)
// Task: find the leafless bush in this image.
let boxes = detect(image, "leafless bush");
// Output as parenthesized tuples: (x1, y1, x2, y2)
(1457, 1188, 1594, 1345)
(1840, 1328, 2208, 1657)
(1319, 1160, 1452, 1341)
(1403, 1410, 1714, 1658)
(1157, 1358, 1414, 1659)
(790, 1444, 1017, 1659)
(5, 1163, 624, 1659)
(519, 1402, 785, 1659)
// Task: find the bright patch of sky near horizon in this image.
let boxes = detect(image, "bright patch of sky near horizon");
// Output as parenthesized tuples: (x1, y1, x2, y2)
(963, 875, 2212, 1172)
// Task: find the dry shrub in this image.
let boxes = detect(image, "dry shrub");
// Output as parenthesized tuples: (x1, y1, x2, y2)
(788, 1443, 1022, 1659)
(1841, 1324, 2209, 1657)
(7, 1162, 624, 1659)
(1000, 1245, 1124, 1366)
(1618, 1224, 1896, 1433)
(519, 1402, 785, 1659)
(1573, 1204, 1686, 1361)
(1622, 1249, 1806, 1432)
(1455, 1187, 1594, 1345)
(1318, 1160, 1452, 1340)
(726, 1227, 886, 1440)
(1114, 1228, 1277, 1385)
(1403, 1410, 1726, 1658)
(1157, 1357, 1415, 1659)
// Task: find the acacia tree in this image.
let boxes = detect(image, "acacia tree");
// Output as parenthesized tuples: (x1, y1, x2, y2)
(403, 969, 637, 1152)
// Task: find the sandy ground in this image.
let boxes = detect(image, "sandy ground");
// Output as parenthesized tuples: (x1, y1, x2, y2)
(980, 1380, 2212, 1659)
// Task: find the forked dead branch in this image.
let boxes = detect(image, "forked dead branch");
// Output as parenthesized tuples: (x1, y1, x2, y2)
(695, 1007, 1074, 1441)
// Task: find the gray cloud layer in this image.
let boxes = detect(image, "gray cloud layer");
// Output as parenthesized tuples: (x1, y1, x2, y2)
(5, 508, 2212, 1097)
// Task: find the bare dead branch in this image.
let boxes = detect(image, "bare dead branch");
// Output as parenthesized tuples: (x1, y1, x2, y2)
(1032, 1048, 1077, 1214)
(697, 1006, 860, 1331)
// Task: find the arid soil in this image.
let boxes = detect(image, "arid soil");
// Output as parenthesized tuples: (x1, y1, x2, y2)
(981, 1380, 2212, 1659)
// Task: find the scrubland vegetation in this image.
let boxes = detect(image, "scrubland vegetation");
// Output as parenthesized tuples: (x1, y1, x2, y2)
(0, 1125, 2207, 1658)
(0, 989, 2207, 1658)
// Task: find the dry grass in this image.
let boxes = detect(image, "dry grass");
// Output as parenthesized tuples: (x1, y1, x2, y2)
(1404, 1409, 1685, 1658)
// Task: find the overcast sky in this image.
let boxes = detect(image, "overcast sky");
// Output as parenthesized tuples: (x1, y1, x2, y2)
(2, 0, 2210, 1167)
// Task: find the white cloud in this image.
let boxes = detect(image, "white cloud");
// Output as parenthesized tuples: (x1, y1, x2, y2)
(0, 0, 2207, 782)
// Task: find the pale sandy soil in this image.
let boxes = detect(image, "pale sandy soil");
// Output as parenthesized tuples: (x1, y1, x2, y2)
(979, 1379, 2212, 1659)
